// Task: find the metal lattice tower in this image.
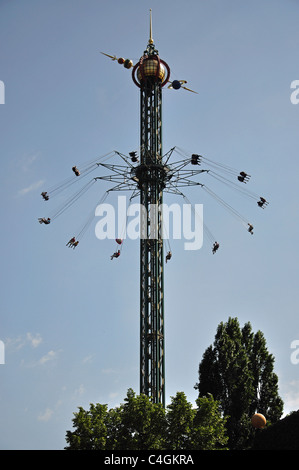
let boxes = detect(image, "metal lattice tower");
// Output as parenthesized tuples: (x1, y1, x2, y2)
(96, 15, 204, 406)
(131, 15, 171, 406)
(40, 10, 268, 410)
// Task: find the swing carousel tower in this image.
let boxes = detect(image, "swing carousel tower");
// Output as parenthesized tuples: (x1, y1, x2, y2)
(40, 10, 268, 409)
(100, 12, 201, 406)
(130, 15, 171, 406)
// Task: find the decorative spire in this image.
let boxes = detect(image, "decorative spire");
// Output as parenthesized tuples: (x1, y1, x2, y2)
(145, 9, 158, 55)
(149, 9, 154, 45)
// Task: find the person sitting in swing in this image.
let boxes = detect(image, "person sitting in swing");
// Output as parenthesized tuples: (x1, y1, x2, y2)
(257, 197, 268, 208)
(248, 223, 254, 234)
(129, 151, 139, 163)
(38, 217, 51, 224)
(41, 192, 49, 201)
(212, 242, 220, 254)
(191, 154, 201, 165)
(238, 171, 250, 183)
(166, 251, 172, 263)
(110, 249, 121, 260)
(66, 237, 76, 247)
(72, 166, 80, 176)
(72, 241, 79, 249)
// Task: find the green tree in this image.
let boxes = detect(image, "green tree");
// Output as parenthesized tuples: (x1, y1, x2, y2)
(165, 391, 228, 450)
(192, 394, 228, 450)
(65, 389, 165, 450)
(65, 403, 109, 450)
(244, 328, 283, 424)
(115, 388, 166, 450)
(65, 389, 228, 450)
(195, 317, 283, 449)
(165, 391, 195, 449)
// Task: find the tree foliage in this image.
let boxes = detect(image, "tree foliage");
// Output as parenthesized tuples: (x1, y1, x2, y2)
(65, 389, 228, 450)
(195, 317, 284, 449)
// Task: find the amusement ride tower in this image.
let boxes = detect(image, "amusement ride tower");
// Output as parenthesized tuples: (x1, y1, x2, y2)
(131, 16, 171, 406)
(100, 12, 196, 406)
(39, 11, 268, 408)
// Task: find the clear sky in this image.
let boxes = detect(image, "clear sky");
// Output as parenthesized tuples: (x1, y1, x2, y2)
(0, 0, 299, 450)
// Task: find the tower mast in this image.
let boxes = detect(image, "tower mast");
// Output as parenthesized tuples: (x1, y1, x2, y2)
(132, 11, 170, 406)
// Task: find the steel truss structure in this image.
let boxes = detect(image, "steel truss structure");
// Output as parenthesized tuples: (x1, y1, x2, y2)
(40, 12, 268, 408)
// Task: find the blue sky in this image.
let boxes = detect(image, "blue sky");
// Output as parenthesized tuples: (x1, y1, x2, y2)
(1, 0, 299, 450)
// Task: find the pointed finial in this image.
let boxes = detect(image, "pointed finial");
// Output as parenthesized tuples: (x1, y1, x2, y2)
(149, 9, 154, 45)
